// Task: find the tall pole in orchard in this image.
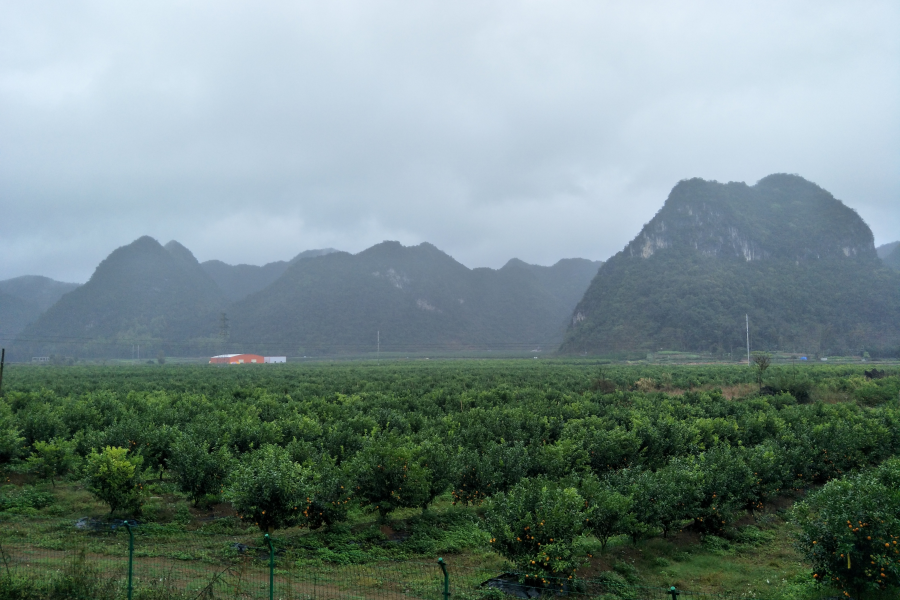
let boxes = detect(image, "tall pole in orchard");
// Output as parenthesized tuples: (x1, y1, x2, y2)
(746, 315, 750, 366)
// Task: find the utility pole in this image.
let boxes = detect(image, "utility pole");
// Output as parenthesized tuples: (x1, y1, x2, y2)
(0, 348, 5, 397)
(219, 312, 230, 341)
(219, 312, 230, 356)
(377, 330, 380, 360)
(746, 314, 750, 366)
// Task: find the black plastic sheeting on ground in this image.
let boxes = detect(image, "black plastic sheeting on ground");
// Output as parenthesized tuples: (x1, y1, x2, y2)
(481, 573, 576, 598)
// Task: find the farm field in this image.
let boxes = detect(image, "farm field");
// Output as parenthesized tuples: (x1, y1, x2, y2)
(0, 360, 898, 599)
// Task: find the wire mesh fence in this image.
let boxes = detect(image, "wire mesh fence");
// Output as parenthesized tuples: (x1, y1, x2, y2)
(0, 519, 833, 600)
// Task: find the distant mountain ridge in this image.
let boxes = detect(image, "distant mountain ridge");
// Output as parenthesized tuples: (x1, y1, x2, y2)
(9, 237, 600, 359)
(226, 242, 602, 355)
(877, 241, 900, 260)
(0, 291, 34, 347)
(0, 276, 80, 313)
(500, 258, 603, 314)
(561, 174, 900, 356)
(0, 276, 80, 345)
(13, 236, 228, 359)
(880, 243, 900, 271)
(201, 249, 338, 302)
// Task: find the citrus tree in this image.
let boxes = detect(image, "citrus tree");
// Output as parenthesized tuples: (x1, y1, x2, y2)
(26, 438, 78, 487)
(168, 433, 233, 507)
(415, 437, 455, 510)
(692, 445, 754, 534)
(484, 477, 590, 585)
(83, 446, 145, 515)
(792, 458, 900, 596)
(640, 460, 700, 539)
(451, 442, 531, 506)
(141, 424, 178, 480)
(225, 444, 306, 532)
(351, 434, 430, 520)
(578, 473, 631, 553)
(0, 401, 24, 463)
(298, 454, 353, 529)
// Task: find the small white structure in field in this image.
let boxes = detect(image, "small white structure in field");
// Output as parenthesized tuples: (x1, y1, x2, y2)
(264, 356, 286, 363)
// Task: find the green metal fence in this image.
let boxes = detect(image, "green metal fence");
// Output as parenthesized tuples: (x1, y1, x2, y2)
(0, 520, 828, 600)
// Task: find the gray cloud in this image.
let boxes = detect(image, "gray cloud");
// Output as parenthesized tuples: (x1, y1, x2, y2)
(1, 0, 898, 282)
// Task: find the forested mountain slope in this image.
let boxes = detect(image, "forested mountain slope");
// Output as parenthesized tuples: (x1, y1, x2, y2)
(0, 275, 80, 314)
(500, 258, 602, 313)
(560, 174, 900, 356)
(0, 276, 80, 343)
(13, 237, 227, 359)
(201, 249, 338, 302)
(0, 291, 33, 348)
(227, 241, 600, 355)
(883, 244, 900, 271)
(876, 241, 899, 259)
(7, 237, 599, 358)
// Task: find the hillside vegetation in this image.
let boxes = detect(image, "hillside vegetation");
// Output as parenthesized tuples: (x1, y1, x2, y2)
(8, 237, 600, 359)
(201, 248, 338, 302)
(883, 243, 900, 271)
(0, 292, 34, 347)
(876, 241, 899, 260)
(12, 237, 227, 360)
(562, 174, 900, 357)
(0, 276, 80, 344)
(228, 241, 601, 355)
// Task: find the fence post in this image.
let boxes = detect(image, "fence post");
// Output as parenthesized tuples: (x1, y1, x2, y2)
(668, 585, 680, 600)
(123, 520, 134, 600)
(0, 348, 5, 397)
(437, 557, 449, 600)
(265, 533, 274, 600)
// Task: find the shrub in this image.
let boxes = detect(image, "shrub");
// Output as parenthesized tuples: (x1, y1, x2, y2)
(224, 444, 305, 532)
(83, 446, 145, 516)
(0, 485, 54, 512)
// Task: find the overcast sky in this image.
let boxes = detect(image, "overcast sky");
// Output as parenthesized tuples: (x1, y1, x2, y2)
(1, 1, 898, 283)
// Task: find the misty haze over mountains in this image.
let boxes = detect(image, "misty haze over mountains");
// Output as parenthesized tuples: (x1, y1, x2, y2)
(5, 236, 602, 359)
(201, 249, 339, 303)
(0, 277, 80, 347)
(2, 174, 899, 360)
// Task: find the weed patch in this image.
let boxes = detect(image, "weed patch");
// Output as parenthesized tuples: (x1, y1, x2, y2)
(0, 487, 54, 514)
